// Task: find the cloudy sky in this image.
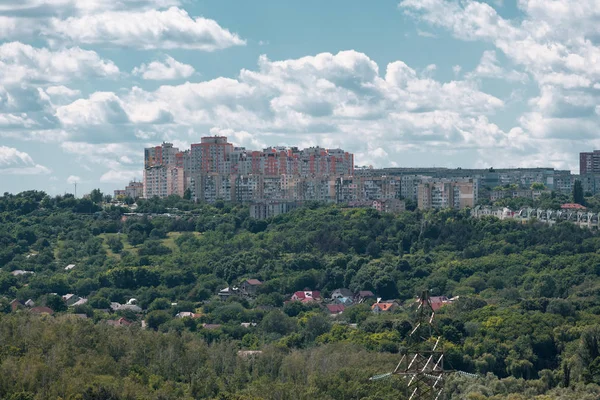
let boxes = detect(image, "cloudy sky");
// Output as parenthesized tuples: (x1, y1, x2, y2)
(1, 0, 599, 195)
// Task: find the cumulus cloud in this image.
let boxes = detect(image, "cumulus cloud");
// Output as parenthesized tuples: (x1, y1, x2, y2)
(49, 7, 246, 50)
(0, 42, 119, 85)
(132, 56, 195, 80)
(48, 50, 511, 170)
(466, 50, 529, 83)
(0, 145, 50, 175)
(400, 0, 600, 166)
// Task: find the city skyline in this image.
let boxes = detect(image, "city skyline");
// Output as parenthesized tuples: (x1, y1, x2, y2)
(1, 0, 599, 196)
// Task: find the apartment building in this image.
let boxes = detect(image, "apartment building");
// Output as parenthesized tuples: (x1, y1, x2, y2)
(417, 179, 478, 210)
(580, 150, 600, 175)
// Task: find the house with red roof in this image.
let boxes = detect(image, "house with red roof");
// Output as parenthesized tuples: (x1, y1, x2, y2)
(30, 306, 54, 315)
(371, 301, 398, 314)
(326, 304, 345, 316)
(291, 290, 321, 303)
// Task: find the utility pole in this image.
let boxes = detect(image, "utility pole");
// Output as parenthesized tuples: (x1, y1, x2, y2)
(74, 182, 77, 198)
(370, 290, 456, 400)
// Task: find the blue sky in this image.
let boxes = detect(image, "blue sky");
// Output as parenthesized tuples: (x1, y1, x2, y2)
(0, 0, 598, 195)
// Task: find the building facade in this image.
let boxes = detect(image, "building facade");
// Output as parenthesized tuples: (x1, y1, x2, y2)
(417, 179, 478, 210)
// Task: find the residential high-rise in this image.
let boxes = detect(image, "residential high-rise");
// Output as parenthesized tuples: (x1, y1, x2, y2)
(417, 179, 478, 210)
(580, 150, 600, 175)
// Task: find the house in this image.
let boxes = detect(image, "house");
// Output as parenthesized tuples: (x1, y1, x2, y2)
(241, 322, 257, 328)
(110, 302, 142, 313)
(331, 288, 354, 300)
(240, 279, 262, 296)
(371, 301, 398, 314)
(62, 294, 81, 306)
(326, 304, 345, 316)
(356, 291, 375, 303)
(238, 350, 262, 358)
(71, 298, 88, 307)
(65, 264, 76, 271)
(107, 317, 132, 327)
(428, 296, 455, 311)
(218, 287, 239, 300)
(176, 312, 201, 319)
(11, 270, 34, 276)
(24, 299, 35, 308)
(10, 299, 23, 312)
(30, 306, 54, 315)
(202, 323, 222, 330)
(332, 296, 354, 306)
(291, 290, 321, 303)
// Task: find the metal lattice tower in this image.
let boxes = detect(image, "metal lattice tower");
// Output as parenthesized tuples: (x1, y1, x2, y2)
(370, 290, 453, 400)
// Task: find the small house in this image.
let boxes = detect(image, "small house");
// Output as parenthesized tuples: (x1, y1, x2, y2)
(11, 270, 34, 276)
(65, 264, 76, 271)
(24, 299, 35, 308)
(218, 287, 239, 301)
(331, 288, 354, 300)
(371, 301, 398, 314)
(326, 304, 345, 316)
(176, 312, 201, 319)
(71, 298, 88, 307)
(107, 317, 132, 327)
(240, 279, 262, 296)
(291, 290, 321, 303)
(30, 306, 54, 315)
(10, 299, 23, 312)
(356, 291, 375, 303)
(62, 294, 81, 306)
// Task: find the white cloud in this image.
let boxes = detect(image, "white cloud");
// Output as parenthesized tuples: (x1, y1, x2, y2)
(0, 146, 50, 175)
(49, 7, 246, 50)
(46, 86, 81, 98)
(56, 92, 129, 126)
(400, 0, 600, 157)
(53, 51, 509, 170)
(132, 56, 195, 80)
(66, 175, 81, 184)
(100, 169, 141, 184)
(0, 42, 119, 85)
(466, 50, 528, 82)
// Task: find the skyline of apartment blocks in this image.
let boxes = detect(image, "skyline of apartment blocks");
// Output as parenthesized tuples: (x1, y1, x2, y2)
(114, 181, 143, 199)
(417, 179, 478, 210)
(138, 140, 600, 211)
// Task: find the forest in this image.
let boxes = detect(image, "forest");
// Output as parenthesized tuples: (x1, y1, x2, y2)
(2, 190, 600, 399)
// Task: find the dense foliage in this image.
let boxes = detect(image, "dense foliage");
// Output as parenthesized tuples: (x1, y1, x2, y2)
(2, 190, 600, 399)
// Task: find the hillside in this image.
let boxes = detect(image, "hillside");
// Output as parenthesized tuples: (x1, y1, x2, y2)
(2, 191, 600, 399)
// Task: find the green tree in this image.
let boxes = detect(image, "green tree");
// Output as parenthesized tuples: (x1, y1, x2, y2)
(573, 180, 585, 205)
(89, 189, 104, 204)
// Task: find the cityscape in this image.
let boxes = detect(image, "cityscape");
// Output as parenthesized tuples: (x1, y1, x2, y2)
(2, 1, 600, 399)
(111, 135, 599, 218)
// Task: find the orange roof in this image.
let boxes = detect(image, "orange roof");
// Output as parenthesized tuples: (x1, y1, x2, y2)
(561, 203, 587, 210)
(371, 302, 395, 311)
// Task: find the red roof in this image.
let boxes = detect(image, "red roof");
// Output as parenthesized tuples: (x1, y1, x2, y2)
(292, 291, 321, 301)
(561, 203, 587, 210)
(30, 306, 54, 315)
(371, 302, 396, 311)
(245, 279, 262, 286)
(326, 304, 345, 314)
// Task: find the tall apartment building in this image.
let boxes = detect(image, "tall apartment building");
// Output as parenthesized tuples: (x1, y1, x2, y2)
(580, 150, 600, 175)
(417, 179, 478, 210)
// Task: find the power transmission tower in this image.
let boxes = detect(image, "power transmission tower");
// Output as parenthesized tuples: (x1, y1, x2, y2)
(370, 290, 454, 400)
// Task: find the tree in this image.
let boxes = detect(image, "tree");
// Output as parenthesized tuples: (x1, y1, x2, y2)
(573, 180, 585, 205)
(89, 189, 104, 204)
(531, 182, 546, 190)
(105, 235, 124, 253)
(184, 188, 192, 200)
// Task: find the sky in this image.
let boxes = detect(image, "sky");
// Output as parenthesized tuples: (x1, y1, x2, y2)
(0, 0, 599, 196)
